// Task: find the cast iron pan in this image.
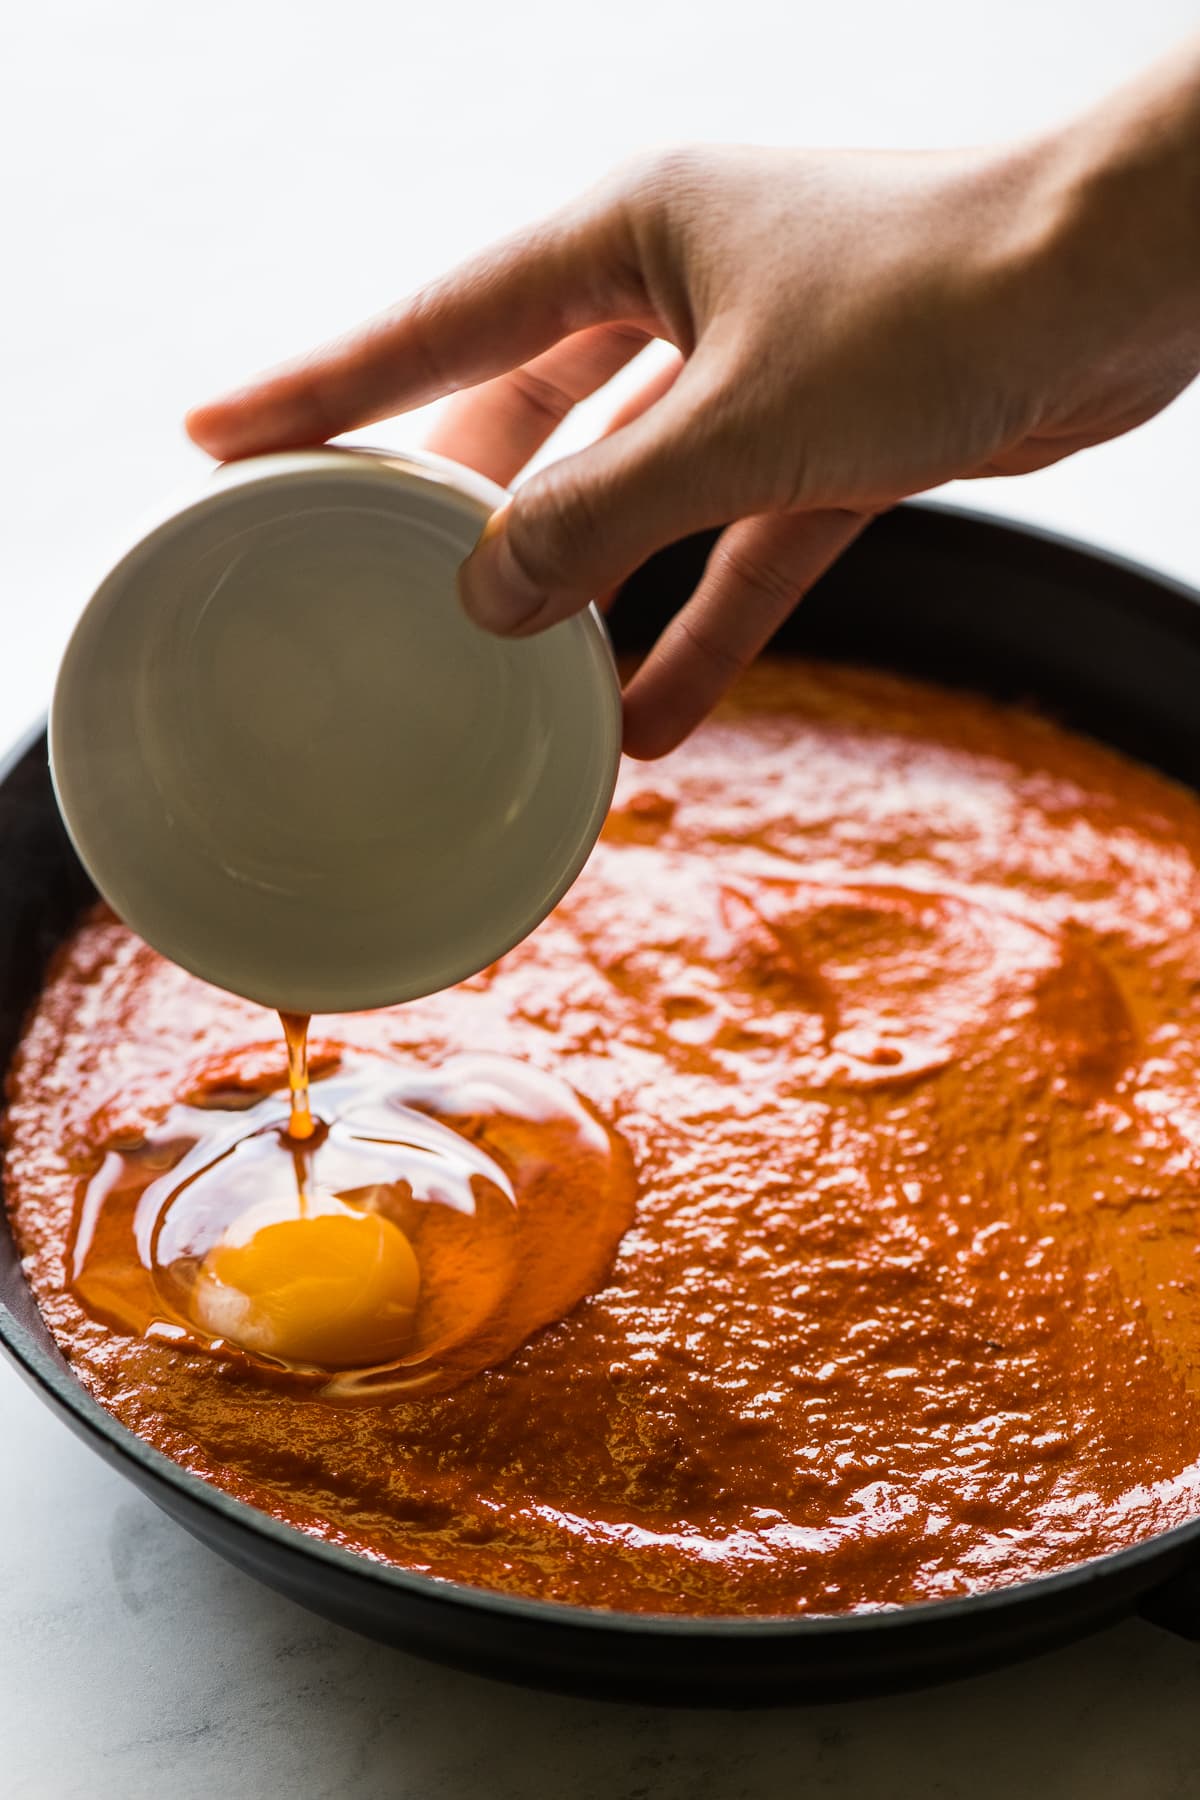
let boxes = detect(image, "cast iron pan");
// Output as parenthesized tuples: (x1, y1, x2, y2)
(4, 500, 1200, 1706)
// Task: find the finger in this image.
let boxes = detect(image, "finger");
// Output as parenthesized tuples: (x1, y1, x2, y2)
(621, 508, 870, 759)
(599, 350, 683, 439)
(422, 323, 652, 487)
(594, 354, 685, 611)
(458, 361, 744, 636)
(186, 202, 646, 461)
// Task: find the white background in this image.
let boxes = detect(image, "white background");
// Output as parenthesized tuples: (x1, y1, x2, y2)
(2, 3, 1199, 1795)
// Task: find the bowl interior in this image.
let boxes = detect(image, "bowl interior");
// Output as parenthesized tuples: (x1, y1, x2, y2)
(50, 450, 622, 1013)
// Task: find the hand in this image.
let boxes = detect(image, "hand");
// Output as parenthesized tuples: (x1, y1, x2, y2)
(188, 44, 1200, 757)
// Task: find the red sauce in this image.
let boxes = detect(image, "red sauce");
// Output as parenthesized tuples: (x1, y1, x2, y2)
(9, 659, 1200, 1615)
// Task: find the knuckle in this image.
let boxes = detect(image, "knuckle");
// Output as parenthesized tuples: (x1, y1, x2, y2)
(510, 468, 602, 594)
(291, 363, 350, 443)
(679, 361, 805, 514)
(628, 144, 708, 201)
(710, 535, 800, 614)
(601, 320, 654, 353)
(508, 364, 576, 429)
(397, 284, 457, 395)
(606, 145, 715, 230)
(676, 613, 747, 678)
(605, 147, 667, 201)
(778, 443, 815, 514)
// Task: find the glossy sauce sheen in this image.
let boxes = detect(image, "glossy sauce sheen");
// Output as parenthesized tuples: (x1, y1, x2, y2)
(10, 661, 1200, 1615)
(67, 1044, 632, 1395)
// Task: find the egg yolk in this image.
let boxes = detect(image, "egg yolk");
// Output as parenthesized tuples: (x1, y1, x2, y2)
(192, 1199, 420, 1370)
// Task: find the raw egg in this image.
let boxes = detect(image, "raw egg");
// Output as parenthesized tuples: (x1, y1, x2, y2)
(191, 1196, 420, 1369)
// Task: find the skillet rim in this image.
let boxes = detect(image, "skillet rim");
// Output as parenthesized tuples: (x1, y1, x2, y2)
(4, 493, 1200, 1643)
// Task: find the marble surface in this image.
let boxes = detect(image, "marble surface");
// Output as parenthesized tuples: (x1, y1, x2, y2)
(3, 1, 1200, 1794)
(7, 1366, 1200, 1800)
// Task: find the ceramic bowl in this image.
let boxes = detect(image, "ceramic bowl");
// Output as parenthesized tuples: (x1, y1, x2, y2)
(50, 446, 622, 1013)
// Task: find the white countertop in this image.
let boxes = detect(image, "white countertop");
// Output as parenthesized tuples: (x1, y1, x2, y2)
(3, 2, 1200, 1794)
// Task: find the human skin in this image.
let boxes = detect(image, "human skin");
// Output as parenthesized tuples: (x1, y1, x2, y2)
(188, 40, 1200, 758)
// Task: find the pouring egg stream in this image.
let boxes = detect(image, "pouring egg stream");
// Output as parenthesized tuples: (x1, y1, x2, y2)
(68, 1013, 636, 1398)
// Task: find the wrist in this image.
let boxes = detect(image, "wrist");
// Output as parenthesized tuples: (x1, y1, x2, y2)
(1041, 41, 1200, 342)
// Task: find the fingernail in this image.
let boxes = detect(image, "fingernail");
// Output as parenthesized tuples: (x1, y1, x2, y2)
(459, 510, 544, 634)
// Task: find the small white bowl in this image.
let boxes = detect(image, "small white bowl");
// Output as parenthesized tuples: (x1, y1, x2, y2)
(50, 447, 622, 1014)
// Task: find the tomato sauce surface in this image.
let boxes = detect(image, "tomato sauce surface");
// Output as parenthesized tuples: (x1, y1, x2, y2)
(9, 660, 1200, 1615)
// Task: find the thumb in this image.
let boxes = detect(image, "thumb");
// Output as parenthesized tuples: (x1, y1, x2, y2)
(457, 367, 736, 636)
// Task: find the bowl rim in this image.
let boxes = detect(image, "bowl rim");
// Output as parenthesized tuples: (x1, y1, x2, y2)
(9, 493, 1200, 1639)
(47, 443, 624, 1014)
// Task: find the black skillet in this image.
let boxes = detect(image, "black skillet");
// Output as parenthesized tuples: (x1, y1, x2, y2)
(4, 500, 1200, 1706)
